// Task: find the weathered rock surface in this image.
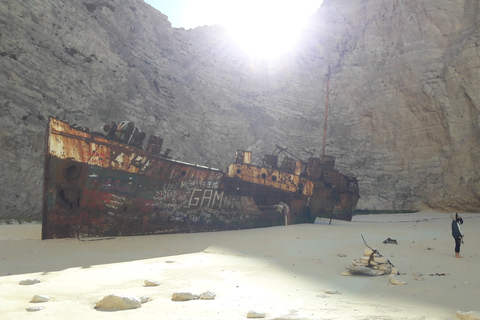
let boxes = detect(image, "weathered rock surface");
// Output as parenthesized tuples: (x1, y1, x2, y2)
(19, 278, 41, 285)
(345, 247, 396, 276)
(30, 294, 49, 303)
(347, 266, 384, 276)
(325, 289, 341, 294)
(456, 311, 480, 320)
(26, 306, 44, 312)
(1, 0, 480, 218)
(171, 292, 197, 301)
(389, 275, 407, 285)
(247, 310, 266, 319)
(199, 291, 216, 300)
(144, 279, 160, 287)
(94, 294, 141, 311)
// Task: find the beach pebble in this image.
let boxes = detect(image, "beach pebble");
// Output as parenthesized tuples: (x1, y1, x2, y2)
(325, 289, 341, 294)
(456, 311, 480, 320)
(31, 294, 49, 303)
(19, 278, 41, 285)
(144, 279, 160, 286)
(247, 310, 266, 318)
(171, 292, 197, 301)
(199, 291, 216, 300)
(95, 294, 141, 310)
(140, 296, 150, 303)
(26, 306, 44, 312)
(389, 275, 407, 285)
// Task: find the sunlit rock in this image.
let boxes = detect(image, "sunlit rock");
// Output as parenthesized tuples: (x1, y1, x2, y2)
(95, 294, 141, 311)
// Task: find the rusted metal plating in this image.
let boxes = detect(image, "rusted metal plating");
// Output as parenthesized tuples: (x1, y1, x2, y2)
(225, 163, 314, 196)
(42, 118, 359, 239)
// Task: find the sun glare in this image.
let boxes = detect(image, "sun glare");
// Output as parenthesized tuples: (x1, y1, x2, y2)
(146, 0, 322, 59)
(188, 0, 323, 59)
(221, 0, 322, 59)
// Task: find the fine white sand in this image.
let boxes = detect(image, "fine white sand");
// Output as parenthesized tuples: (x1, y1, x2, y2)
(0, 211, 478, 319)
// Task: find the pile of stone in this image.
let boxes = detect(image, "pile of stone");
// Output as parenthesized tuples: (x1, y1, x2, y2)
(342, 247, 398, 277)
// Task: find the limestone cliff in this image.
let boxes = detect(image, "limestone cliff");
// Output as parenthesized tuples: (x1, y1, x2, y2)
(0, 0, 479, 219)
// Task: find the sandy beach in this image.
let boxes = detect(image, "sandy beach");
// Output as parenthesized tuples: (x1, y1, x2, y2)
(0, 211, 478, 319)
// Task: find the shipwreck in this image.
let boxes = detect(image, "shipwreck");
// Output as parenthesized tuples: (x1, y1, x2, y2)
(42, 117, 359, 239)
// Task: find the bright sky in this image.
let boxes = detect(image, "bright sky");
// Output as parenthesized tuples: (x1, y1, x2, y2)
(144, 0, 323, 59)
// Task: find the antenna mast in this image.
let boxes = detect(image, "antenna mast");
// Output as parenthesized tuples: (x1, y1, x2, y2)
(321, 65, 331, 164)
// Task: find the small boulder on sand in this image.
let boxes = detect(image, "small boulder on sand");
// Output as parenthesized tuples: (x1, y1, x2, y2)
(247, 310, 266, 318)
(456, 311, 480, 320)
(171, 292, 197, 301)
(199, 291, 216, 300)
(31, 295, 49, 303)
(19, 278, 41, 285)
(144, 279, 160, 287)
(389, 275, 407, 285)
(325, 289, 341, 294)
(95, 294, 141, 311)
(26, 306, 44, 312)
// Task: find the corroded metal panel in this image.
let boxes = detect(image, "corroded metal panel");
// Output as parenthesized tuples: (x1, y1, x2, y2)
(48, 118, 150, 174)
(234, 150, 252, 164)
(42, 155, 288, 239)
(225, 163, 314, 196)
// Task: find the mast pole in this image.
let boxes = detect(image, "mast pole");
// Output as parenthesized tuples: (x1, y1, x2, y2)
(321, 65, 331, 164)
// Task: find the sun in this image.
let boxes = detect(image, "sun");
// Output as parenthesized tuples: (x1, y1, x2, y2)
(221, 0, 323, 59)
(184, 0, 322, 59)
(146, 0, 323, 59)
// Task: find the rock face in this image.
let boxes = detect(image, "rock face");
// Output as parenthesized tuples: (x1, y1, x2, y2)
(1, 0, 480, 219)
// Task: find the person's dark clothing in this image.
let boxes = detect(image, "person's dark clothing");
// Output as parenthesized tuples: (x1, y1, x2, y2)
(451, 212, 464, 254)
(454, 237, 462, 253)
(451, 218, 463, 238)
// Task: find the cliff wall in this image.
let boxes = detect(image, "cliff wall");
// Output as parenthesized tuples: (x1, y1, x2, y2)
(1, 0, 479, 218)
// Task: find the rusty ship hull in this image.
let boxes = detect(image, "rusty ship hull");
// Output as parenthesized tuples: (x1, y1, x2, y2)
(42, 118, 359, 239)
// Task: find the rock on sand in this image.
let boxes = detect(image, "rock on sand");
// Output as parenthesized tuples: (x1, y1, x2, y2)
(19, 278, 41, 285)
(389, 275, 407, 285)
(247, 310, 266, 318)
(457, 311, 480, 320)
(95, 294, 142, 310)
(171, 292, 197, 301)
(144, 279, 160, 286)
(26, 306, 44, 312)
(30, 294, 49, 302)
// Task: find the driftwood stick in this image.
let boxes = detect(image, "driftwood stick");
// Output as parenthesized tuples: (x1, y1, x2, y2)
(361, 234, 396, 268)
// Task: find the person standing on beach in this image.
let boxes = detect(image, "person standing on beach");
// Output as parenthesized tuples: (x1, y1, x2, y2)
(451, 213, 464, 258)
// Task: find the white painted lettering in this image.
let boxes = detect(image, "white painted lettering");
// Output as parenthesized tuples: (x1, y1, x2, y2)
(188, 189, 203, 206)
(201, 189, 213, 207)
